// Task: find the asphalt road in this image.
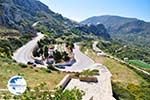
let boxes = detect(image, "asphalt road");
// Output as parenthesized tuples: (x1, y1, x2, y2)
(12, 35, 114, 99)
(13, 32, 44, 64)
(13, 35, 106, 73)
(56, 44, 98, 72)
(13, 33, 95, 71)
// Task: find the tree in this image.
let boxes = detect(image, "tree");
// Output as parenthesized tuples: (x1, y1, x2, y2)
(39, 48, 43, 56)
(44, 46, 49, 58)
(46, 64, 57, 73)
(70, 42, 74, 50)
(66, 42, 74, 52)
(53, 50, 62, 63)
(37, 41, 42, 48)
(32, 47, 40, 57)
(62, 51, 70, 61)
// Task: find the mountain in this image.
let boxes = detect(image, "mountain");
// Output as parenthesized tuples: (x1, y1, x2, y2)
(75, 24, 110, 40)
(0, 0, 110, 40)
(81, 15, 150, 46)
(0, 0, 76, 35)
(81, 15, 138, 32)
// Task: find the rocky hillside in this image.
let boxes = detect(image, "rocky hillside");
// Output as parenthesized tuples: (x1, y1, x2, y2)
(81, 15, 138, 32)
(75, 24, 110, 40)
(0, 0, 75, 35)
(0, 0, 110, 40)
(0, 0, 110, 39)
(81, 15, 150, 46)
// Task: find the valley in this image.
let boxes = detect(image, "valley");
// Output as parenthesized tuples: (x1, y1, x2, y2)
(0, 0, 150, 100)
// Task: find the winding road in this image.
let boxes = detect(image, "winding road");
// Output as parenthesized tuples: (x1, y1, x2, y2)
(12, 34, 114, 99)
(56, 44, 97, 72)
(13, 32, 44, 64)
(12, 34, 111, 73)
(12, 33, 98, 72)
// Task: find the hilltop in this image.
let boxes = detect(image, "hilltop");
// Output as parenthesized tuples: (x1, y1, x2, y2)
(81, 15, 150, 46)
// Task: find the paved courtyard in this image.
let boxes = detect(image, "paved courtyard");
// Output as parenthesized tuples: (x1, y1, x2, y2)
(64, 66, 115, 100)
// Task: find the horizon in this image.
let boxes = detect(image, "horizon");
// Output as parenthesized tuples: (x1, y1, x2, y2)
(40, 0, 150, 22)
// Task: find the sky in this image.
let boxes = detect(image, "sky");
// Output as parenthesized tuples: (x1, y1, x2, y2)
(40, 0, 150, 22)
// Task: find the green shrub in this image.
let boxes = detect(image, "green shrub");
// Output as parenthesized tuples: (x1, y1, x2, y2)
(47, 64, 58, 71)
(53, 50, 62, 63)
(44, 46, 49, 58)
(112, 82, 135, 100)
(19, 63, 28, 68)
(3, 83, 85, 100)
(80, 69, 99, 77)
(62, 51, 70, 61)
(17, 73, 25, 76)
(127, 83, 139, 93)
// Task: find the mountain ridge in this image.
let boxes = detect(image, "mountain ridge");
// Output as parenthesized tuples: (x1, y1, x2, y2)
(75, 24, 110, 40)
(0, 0, 75, 34)
(81, 15, 150, 46)
(0, 0, 110, 40)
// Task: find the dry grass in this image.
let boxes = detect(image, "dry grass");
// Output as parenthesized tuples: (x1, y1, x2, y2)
(0, 61, 66, 90)
(82, 47, 149, 87)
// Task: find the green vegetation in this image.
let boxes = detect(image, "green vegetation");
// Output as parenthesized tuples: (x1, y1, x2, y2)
(66, 42, 75, 52)
(0, 27, 19, 37)
(53, 50, 63, 63)
(34, 35, 75, 63)
(62, 51, 70, 61)
(112, 33, 150, 48)
(0, 34, 33, 58)
(129, 60, 150, 68)
(33, 37, 56, 57)
(129, 60, 150, 73)
(53, 50, 71, 63)
(0, 38, 22, 57)
(80, 69, 99, 77)
(0, 57, 66, 89)
(47, 64, 58, 72)
(52, 87, 84, 100)
(0, 30, 85, 99)
(18, 63, 28, 68)
(35, 24, 52, 36)
(44, 46, 49, 58)
(112, 82, 150, 100)
(81, 43, 150, 100)
(112, 82, 135, 100)
(97, 40, 150, 64)
(1, 83, 85, 100)
(37, 36, 56, 47)
(19, 34, 33, 44)
(82, 15, 150, 47)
